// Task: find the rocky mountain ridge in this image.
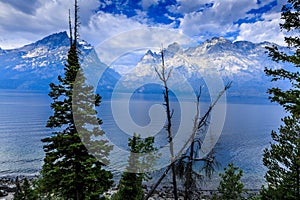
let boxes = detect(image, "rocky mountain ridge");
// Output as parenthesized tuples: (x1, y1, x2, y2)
(0, 32, 290, 102)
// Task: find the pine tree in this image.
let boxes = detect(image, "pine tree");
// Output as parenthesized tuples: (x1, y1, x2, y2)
(40, 1, 113, 199)
(261, 116, 300, 199)
(265, 0, 300, 116)
(112, 134, 158, 200)
(218, 163, 245, 200)
(14, 178, 37, 200)
(262, 0, 300, 199)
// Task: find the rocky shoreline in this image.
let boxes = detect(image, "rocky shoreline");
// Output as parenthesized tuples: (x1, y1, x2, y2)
(104, 184, 260, 199)
(0, 176, 260, 200)
(0, 177, 17, 200)
(0, 176, 38, 199)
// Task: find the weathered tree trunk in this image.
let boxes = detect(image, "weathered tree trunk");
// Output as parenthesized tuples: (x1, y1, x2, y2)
(158, 48, 178, 200)
(184, 91, 200, 200)
(144, 82, 231, 200)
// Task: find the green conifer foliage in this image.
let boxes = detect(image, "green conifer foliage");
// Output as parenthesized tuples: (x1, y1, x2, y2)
(112, 134, 158, 200)
(14, 178, 37, 200)
(265, 0, 300, 116)
(262, 0, 300, 199)
(218, 163, 245, 200)
(262, 116, 300, 199)
(40, 1, 113, 199)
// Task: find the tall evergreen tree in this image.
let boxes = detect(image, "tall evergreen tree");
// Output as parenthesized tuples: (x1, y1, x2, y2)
(217, 163, 245, 200)
(262, 0, 300, 199)
(262, 116, 300, 199)
(265, 0, 300, 116)
(14, 178, 37, 200)
(40, 1, 113, 199)
(112, 134, 158, 200)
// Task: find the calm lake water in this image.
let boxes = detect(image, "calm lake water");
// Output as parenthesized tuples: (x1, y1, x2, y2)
(0, 90, 285, 189)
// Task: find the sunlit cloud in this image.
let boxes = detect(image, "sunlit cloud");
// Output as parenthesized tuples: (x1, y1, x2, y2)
(236, 12, 285, 45)
(0, 0, 99, 49)
(0, 0, 287, 49)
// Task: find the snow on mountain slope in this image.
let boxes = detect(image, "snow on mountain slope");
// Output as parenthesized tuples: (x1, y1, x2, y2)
(116, 37, 290, 100)
(0, 32, 290, 102)
(0, 32, 119, 91)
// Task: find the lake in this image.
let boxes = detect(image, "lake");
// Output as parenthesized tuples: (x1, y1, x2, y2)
(0, 90, 285, 189)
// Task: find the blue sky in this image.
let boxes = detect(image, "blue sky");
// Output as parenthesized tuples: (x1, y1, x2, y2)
(0, 0, 286, 49)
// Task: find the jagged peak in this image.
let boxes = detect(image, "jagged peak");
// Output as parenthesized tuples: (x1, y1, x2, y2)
(35, 31, 69, 46)
(145, 49, 154, 56)
(43, 31, 68, 40)
(234, 40, 254, 45)
(207, 36, 231, 44)
(141, 49, 158, 61)
(233, 40, 257, 50)
(166, 42, 182, 54)
(17, 31, 94, 53)
(20, 31, 69, 51)
(258, 41, 273, 47)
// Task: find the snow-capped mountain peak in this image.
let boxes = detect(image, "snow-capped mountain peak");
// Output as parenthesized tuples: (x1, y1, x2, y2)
(0, 33, 291, 101)
(115, 38, 290, 99)
(20, 32, 69, 52)
(0, 32, 118, 90)
(165, 42, 183, 54)
(208, 36, 229, 44)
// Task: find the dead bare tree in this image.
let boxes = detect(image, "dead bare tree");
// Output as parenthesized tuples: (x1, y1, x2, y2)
(154, 46, 178, 200)
(178, 86, 221, 200)
(183, 88, 203, 200)
(144, 79, 231, 200)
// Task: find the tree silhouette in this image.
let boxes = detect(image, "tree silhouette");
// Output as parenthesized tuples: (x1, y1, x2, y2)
(40, 1, 113, 199)
(112, 134, 158, 200)
(218, 163, 245, 200)
(262, 0, 300, 199)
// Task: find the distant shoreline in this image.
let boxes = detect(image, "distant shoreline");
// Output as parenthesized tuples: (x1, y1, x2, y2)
(0, 176, 262, 200)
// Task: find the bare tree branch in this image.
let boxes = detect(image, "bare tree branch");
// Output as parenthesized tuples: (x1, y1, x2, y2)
(144, 81, 231, 200)
(153, 46, 178, 200)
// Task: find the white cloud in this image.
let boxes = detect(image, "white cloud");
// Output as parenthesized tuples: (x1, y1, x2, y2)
(174, 0, 285, 43)
(83, 12, 195, 64)
(236, 13, 285, 45)
(77, 0, 100, 25)
(141, 0, 158, 10)
(0, 0, 180, 50)
(169, 0, 212, 14)
(0, 0, 42, 15)
(0, 0, 286, 49)
(178, 0, 260, 40)
(81, 11, 148, 46)
(0, 0, 100, 49)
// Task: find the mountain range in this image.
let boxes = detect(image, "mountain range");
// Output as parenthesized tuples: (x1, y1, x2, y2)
(0, 32, 290, 102)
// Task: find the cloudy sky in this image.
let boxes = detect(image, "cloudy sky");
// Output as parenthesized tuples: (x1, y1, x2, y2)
(0, 0, 286, 49)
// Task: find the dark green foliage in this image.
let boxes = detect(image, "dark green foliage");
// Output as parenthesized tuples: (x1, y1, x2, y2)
(40, 2, 113, 199)
(218, 163, 245, 200)
(14, 178, 37, 200)
(262, 0, 300, 199)
(265, 0, 300, 116)
(112, 134, 158, 200)
(261, 116, 300, 200)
